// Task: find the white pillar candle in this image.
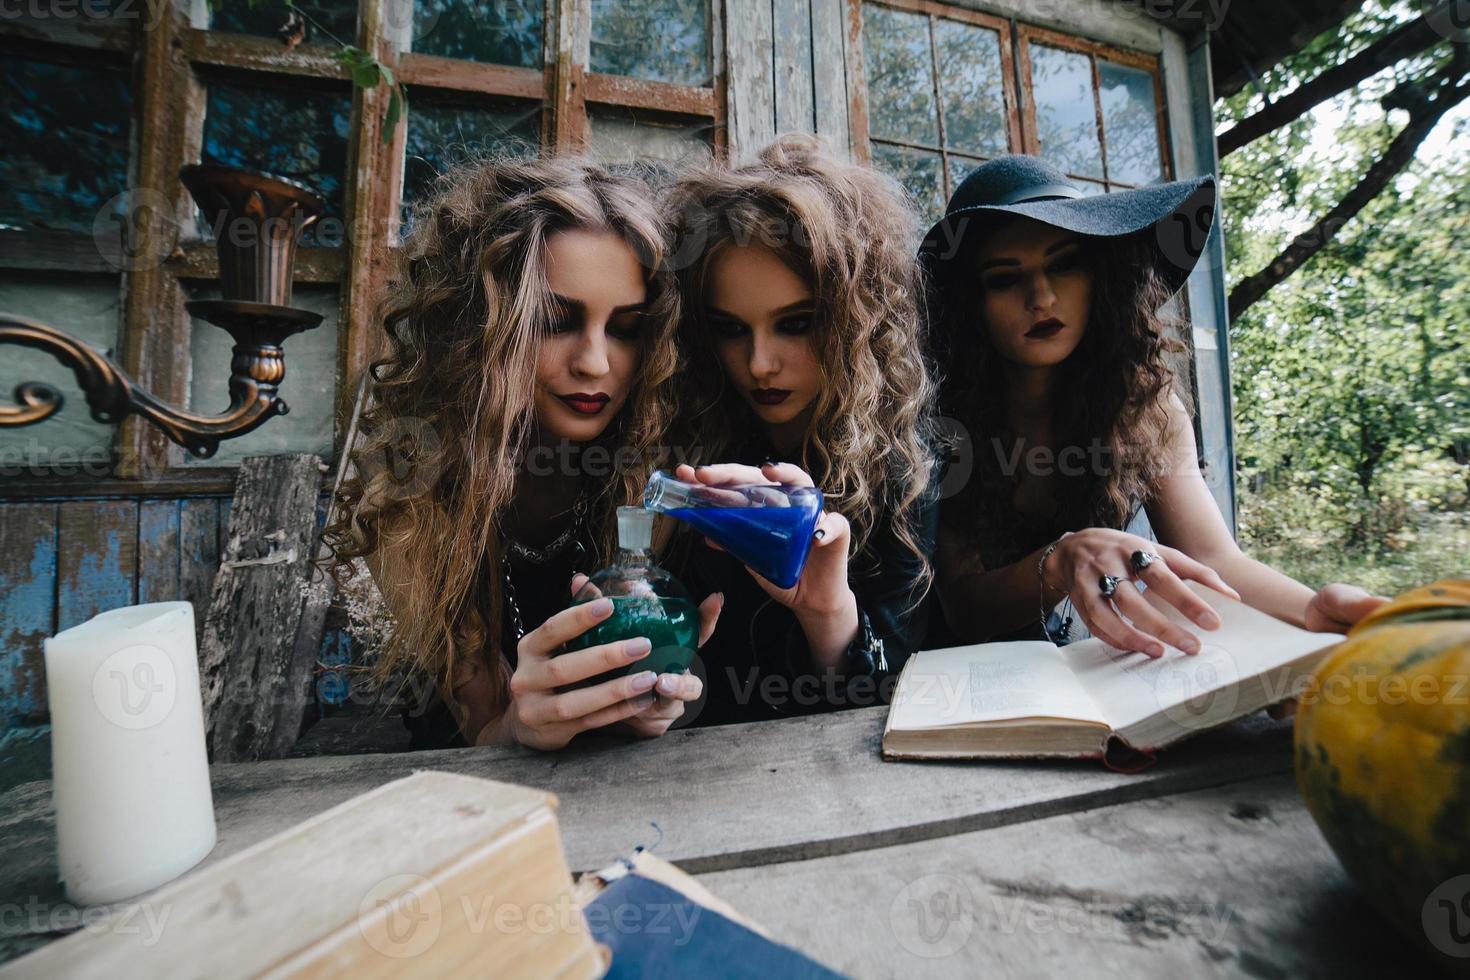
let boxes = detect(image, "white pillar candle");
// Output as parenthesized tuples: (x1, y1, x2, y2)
(44, 601, 217, 905)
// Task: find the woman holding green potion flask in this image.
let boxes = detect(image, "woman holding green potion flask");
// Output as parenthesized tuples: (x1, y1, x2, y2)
(324, 156, 721, 750)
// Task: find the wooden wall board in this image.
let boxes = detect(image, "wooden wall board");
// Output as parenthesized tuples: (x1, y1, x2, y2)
(773, 0, 817, 134)
(725, 0, 777, 161)
(0, 504, 58, 724)
(198, 455, 329, 762)
(179, 498, 223, 643)
(811, 0, 853, 156)
(135, 500, 180, 604)
(55, 500, 136, 633)
(116, 2, 197, 478)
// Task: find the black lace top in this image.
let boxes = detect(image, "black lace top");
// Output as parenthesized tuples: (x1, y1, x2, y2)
(402, 520, 599, 751)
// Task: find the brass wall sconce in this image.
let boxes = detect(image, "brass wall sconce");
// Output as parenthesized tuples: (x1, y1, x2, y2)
(0, 165, 325, 459)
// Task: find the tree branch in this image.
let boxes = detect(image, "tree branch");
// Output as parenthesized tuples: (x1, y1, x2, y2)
(1218, 5, 1452, 157)
(1228, 53, 1470, 323)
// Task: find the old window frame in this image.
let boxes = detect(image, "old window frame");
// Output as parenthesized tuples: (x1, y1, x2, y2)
(0, 0, 725, 495)
(853, 0, 1022, 206)
(1014, 23, 1174, 190)
(848, 0, 1174, 188)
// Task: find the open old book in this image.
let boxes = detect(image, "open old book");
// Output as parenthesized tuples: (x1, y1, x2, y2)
(884, 583, 1340, 760)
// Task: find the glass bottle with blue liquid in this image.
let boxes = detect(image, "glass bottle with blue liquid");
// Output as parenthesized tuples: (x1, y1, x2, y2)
(642, 469, 824, 590)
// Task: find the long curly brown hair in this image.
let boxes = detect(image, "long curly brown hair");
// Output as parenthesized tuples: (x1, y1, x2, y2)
(322, 155, 681, 713)
(934, 224, 1188, 561)
(663, 134, 938, 586)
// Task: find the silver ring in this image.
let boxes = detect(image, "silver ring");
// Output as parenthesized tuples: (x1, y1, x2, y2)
(1099, 574, 1121, 599)
(1130, 550, 1161, 574)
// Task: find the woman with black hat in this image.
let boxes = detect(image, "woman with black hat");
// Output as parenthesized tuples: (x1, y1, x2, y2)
(922, 155, 1383, 655)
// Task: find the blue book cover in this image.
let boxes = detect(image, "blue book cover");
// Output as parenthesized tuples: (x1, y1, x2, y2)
(584, 873, 847, 979)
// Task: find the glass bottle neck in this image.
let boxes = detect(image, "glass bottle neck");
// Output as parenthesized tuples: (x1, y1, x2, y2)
(617, 546, 653, 567)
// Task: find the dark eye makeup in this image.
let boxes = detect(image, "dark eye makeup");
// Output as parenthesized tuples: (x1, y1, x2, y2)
(705, 310, 815, 338)
(777, 313, 814, 335)
(608, 311, 648, 341)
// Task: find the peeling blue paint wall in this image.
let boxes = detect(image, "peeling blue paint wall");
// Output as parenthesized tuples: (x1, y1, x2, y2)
(0, 497, 231, 727)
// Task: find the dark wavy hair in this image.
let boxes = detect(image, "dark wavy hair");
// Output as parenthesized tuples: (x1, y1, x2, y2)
(933, 223, 1189, 560)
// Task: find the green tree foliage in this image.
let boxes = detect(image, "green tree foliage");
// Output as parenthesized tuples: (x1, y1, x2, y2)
(1220, 1, 1469, 589)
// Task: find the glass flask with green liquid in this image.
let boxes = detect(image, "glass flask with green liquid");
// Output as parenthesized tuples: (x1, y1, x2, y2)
(562, 506, 698, 685)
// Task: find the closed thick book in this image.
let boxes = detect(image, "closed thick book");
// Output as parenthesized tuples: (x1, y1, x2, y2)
(3, 772, 602, 979)
(883, 583, 1340, 760)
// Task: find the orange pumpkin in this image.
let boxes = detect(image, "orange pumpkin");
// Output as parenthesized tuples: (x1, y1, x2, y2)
(1295, 580, 1470, 971)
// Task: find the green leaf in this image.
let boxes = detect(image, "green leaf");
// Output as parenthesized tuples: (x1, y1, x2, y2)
(382, 85, 406, 145)
(335, 46, 383, 90)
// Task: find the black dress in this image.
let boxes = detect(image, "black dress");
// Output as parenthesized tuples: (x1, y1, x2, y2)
(402, 526, 598, 751)
(670, 448, 940, 727)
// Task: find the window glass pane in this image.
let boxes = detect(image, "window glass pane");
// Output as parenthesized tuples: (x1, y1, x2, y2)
(587, 107, 712, 173)
(861, 3, 938, 147)
(949, 155, 983, 191)
(0, 274, 120, 471)
(0, 61, 131, 234)
(413, 0, 542, 67)
(1077, 179, 1106, 196)
(934, 19, 1007, 158)
(871, 142, 944, 219)
(1098, 60, 1162, 185)
(203, 0, 357, 44)
(182, 283, 340, 466)
(401, 98, 541, 224)
(591, 0, 710, 86)
(1029, 44, 1102, 180)
(202, 81, 351, 225)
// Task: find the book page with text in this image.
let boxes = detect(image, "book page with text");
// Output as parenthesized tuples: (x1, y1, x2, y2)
(1060, 583, 1339, 731)
(888, 643, 1108, 731)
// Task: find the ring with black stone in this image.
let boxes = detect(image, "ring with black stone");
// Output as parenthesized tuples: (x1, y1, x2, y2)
(1130, 550, 1162, 574)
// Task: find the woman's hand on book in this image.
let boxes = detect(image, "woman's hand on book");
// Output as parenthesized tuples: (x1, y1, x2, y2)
(1303, 583, 1387, 633)
(1046, 529, 1240, 657)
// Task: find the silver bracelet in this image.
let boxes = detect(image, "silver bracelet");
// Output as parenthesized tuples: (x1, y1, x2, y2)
(1037, 532, 1071, 642)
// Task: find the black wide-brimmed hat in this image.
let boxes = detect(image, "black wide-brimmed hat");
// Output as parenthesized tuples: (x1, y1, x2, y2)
(918, 155, 1217, 297)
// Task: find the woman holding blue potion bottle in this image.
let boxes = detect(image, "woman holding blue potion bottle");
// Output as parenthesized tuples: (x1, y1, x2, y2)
(323, 156, 721, 750)
(658, 134, 941, 725)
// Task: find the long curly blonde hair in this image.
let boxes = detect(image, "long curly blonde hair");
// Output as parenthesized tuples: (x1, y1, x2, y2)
(663, 134, 938, 585)
(322, 155, 681, 713)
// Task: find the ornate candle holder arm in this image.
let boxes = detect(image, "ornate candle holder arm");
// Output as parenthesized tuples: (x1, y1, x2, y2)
(0, 164, 328, 460)
(0, 302, 321, 459)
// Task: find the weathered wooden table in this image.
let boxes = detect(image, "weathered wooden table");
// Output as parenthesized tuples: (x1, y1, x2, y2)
(0, 707, 1435, 976)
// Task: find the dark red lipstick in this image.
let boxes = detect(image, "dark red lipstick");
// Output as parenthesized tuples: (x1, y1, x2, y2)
(558, 392, 611, 415)
(1026, 318, 1064, 339)
(750, 388, 792, 406)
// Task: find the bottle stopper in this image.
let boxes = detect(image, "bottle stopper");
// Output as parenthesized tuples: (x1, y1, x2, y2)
(617, 505, 655, 551)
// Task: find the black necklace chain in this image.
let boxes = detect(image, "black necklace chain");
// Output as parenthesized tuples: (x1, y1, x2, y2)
(500, 492, 591, 640)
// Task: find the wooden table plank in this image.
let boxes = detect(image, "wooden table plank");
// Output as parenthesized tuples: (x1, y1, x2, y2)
(0, 706, 1297, 966)
(695, 773, 1435, 979)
